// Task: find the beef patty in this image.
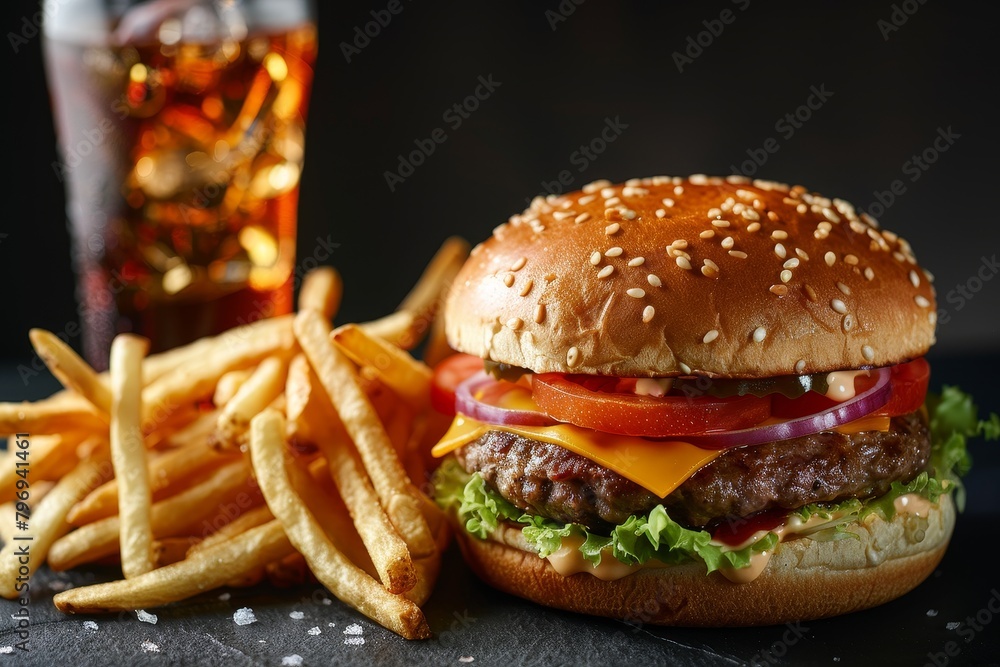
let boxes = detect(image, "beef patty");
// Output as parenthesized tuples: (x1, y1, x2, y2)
(455, 410, 931, 531)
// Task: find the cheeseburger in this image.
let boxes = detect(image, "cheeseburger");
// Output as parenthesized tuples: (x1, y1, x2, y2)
(430, 174, 988, 626)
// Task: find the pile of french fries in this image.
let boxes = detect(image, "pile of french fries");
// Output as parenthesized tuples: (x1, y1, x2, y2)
(0, 237, 469, 640)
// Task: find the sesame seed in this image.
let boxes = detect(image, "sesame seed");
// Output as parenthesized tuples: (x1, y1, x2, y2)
(915, 295, 931, 308)
(844, 254, 859, 266)
(679, 362, 692, 375)
(767, 211, 780, 222)
(831, 299, 847, 314)
(503, 273, 515, 288)
(711, 219, 731, 228)
(770, 284, 788, 296)
(746, 222, 761, 233)
(707, 208, 722, 219)
(689, 174, 708, 185)
(627, 288, 646, 298)
(837, 282, 851, 295)
(795, 359, 807, 373)
(804, 284, 818, 302)
(534, 304, 546, 323)
(655, 209, 667, 218)
(783, 258, 800, 269)
(567, 347, 581, 368)
(721, 237, 735, 249)
(753, 327, 767, 343)
(771, 230, 788, 240)
(703, 258, 719, 272)
(842, 313, 855, 332)
(674, 186, 684, 196)
(796, 248, 809, 261)
(862, 345, 875, 362)
(703, 329, 720, 344)
(506, 317, 523, 330)
(849, 220, 866, 235)
(519, 279, 534, 297)
(929, 311, 937, 326)
(818, 221, 833, 232)
(733, 203, 746, 215)
(728, 250, 748, 259)
(774, 243, 787, 259)
(780, 269, 793, 283)
(865, 267, 875, 281)
(647, 274, 662, 287)
(824, 251, 836, 267)
(627, 257, 645, 267)
(676, 256, 692, 270)
(742, 208, 760, 221)
(600, 187, 616, 198)
(671, 239, 689, 249)
(797, 203, 808, 214)
(621, 209, 637, 220)
(597, 265, 614, 279)
(642, 305, 655, 323)
(701, 264, 719, 279)
(700, 230, 716, 239)
(662, 198, 675, 208)
(605, 223, 621, 235)
(574, 212, 591, 224)
(909, 270, 920, 288)
(604, 197, 621, 207)
(552, 211, 575, 221)
(622, 186, 648, 197)
(605, 247, 623, 257)
(590, 251, 602, 266)
(510, 256, 527, 271)
(578, 195, 597, 206)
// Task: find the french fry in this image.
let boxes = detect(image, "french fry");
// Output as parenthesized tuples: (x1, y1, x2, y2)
(140, 314, 295, 433)
(298, 266, 342, 321)
(28, 328, 112, 415)
(331, 323, 432, 411)
(0, 438, 112, 598)
(68, 441, 240, 526)
(294, 310, 436, 558)
(249, 409, 430, 639)
(109, 334, 155, 579)
(213, 356, 288, 449)
(422, 306, 455, 368)
(397, 236, 469, 324)
(186, 505, 273, 557)
(152, 537, 201, 567)
(159, 408, 219, 449)
(301, 459, 377, 578)
(265, 551, 309, 588)
(0, 392, 106, 436)
(213, 369, 253, 408)
(0, 431, 90, 498)
(49, 459, 260, 570)
(53, 520, 295, 613)
(358, 310, 417, 348)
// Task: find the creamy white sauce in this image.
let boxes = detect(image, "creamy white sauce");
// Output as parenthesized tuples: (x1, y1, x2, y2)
(824, 370, 872, 401)
(545, 536, 640, 581)
(894, 493, 933, 518)
(634, 378, 673, 397)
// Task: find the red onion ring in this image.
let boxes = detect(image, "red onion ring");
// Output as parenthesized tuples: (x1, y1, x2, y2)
(455, 372, 557, 427)
(684, 367, 892, 449)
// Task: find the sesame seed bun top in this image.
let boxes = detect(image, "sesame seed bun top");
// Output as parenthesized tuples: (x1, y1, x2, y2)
(445, 175, 937, 378)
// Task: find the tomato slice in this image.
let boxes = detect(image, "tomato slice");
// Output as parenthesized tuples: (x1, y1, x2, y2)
(531, 374, 773, 437)
(431, 353, 485, 415)
(772, 358, 929, 419)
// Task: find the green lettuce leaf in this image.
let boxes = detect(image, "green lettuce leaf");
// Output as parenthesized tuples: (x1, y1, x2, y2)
(432, 386, 997, 574)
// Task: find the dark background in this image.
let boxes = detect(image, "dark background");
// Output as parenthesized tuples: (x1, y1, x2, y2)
(1, 0, 998, 372)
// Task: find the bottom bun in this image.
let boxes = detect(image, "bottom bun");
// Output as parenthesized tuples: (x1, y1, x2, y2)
(454, 494, 955, 627)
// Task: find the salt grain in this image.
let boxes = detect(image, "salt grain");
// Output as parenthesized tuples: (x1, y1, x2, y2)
(460, 658, 475, 664)
(282, 655, 304, 666)
(308, 627, 321, 636)
(233, 607, 257, 626)
(289, 611, 305, 620)
(83, 621, 99, 631)
(946, 622, 961, 630)
(141, 640, 160, 653)
(136, 610, 158, 624)
(927, 609, 938, 617)
(0, 647, 12, 654)
(344, 637, 366, 646)
(218, 592, 231, 601)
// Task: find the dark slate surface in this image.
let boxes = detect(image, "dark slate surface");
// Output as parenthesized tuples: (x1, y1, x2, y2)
(1, 352, 998, 666)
